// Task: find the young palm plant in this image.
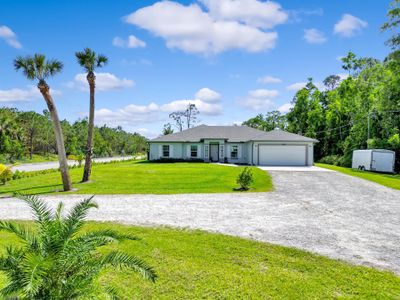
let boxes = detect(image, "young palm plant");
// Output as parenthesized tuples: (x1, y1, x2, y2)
(75, 48, 108, 183)
(0, 195, 156, 299)
(14, 54, 72, 191)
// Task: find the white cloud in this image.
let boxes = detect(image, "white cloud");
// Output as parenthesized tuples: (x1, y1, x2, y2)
(125, 1, 282, 54)
(200, 0, 288, 29)
(121, 59, 153, 66)
(238, 89, 279, 110)
(0, 86, 61, 102)
(95, 87, 223, 128)
(334, 14, 367, 37)
(257, 75, 282, 84)
(278, 103, 293, 113)
(286, 81, 324, 91)
(286, 82, 307, 91)
(68, 72, 134, 91)
(0, 25, 22, 49)
(112, 35, 146, 48)
(95, 103, 161, 127)
(135, 128, 159, 139)
(195, 87, 221, 103)
(303, 28, 326, 44)
(161, 99, 222, 115)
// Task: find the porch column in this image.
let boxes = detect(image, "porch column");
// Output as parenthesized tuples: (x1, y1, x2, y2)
(219, 141, 225, 163)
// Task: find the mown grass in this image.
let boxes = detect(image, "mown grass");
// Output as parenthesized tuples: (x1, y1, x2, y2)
(0, 161, 272, 195)
(316, 163, 400, 190)
(0, 222, 398, 299)
(2, 154, 58, 165)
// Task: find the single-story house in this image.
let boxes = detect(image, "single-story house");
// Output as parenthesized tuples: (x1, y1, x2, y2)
(149, 125, 318, 166)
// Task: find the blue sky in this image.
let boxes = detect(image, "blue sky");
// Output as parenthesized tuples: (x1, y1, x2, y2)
(0, 0, 393, 138)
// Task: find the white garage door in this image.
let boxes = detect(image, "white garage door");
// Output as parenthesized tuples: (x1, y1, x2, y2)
(258, 145, 307, 166)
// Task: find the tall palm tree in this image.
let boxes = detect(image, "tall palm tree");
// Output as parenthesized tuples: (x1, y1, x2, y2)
(0, 195, 156, 299)
(75, 48, 108, 182)
(14, 54, 72, 191)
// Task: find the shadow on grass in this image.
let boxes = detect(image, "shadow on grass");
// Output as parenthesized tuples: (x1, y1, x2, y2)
(0, 182, 81, 196)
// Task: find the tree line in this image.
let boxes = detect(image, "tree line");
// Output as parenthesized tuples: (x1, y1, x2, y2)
(244, 52, 400, 171)
(244, 0, 400, 171)
(0, 107, 147, 163)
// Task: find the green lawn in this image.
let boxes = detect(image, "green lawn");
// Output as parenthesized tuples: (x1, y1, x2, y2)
(2, 154, 58, 165)
(316, 163, 400, 190)
(0, 161, 272, 195)
(0, 222, 398, 299)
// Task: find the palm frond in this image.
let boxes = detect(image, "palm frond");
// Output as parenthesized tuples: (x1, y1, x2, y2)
(104, 285, 121, 300)
(0, 221, 39, 250)
(75, 48, 107, 72)
(16, 194, 52, 228)
(96, 54, 108, 68)
(101, 251, 157, 282)
(0, 281, 21, 298)
(13, 55, 36, 80)
(46, 59, 63, 77)
(20, 253, 51, 297)
(62, 196, 98, 239)
(33, 54, 46, 80)
(55, 202, 64, 222)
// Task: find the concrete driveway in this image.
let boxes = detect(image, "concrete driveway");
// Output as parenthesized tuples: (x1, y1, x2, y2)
(0, 169, 399, 274)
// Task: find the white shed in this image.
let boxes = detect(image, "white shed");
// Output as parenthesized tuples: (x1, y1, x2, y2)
(352, 149, 395, 173)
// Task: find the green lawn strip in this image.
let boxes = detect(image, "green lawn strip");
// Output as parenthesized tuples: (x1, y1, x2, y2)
(0, 161, 272, 195)
(316, 163, 400, 190)
(0, 222, 398, 299)
(4, 154, 59, 165)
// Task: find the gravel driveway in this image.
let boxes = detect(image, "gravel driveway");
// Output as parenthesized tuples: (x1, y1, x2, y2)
(0, 170, 399, 274)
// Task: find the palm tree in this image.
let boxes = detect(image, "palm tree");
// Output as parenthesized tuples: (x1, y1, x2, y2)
(14, 54, 72, 191)
(75, 48, 108, 183)
(0, 195, 156, 299)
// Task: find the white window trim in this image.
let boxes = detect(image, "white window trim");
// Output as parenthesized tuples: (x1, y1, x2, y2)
(162, 144, 170, 158)
(230, 145, 239, 159)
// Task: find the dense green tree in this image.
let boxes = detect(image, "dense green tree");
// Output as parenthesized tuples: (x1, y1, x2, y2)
(242, 111, 286, 131)
(382, 0, 400, 49)
(0, 109, 148, 163)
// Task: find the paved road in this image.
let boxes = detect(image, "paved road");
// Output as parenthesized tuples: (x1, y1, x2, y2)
(1, 170, 399, 274)
(10, 156, 134, 172)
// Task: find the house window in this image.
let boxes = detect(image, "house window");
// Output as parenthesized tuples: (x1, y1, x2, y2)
(231, 145, 238, 158)
(162, 145, 170, 157)
(191, 145, 198, 157)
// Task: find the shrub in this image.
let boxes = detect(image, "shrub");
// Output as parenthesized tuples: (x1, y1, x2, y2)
(236, 167, 254, 191)
(68, 153, 85, 167)
(0, 164, 13, 185)
(0, 195, 157, 299)
(318, 155, 341, 166)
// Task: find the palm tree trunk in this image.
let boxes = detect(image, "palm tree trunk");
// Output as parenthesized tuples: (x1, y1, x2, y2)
(82, 80, 95, 182)
(39, 84, 72, 191)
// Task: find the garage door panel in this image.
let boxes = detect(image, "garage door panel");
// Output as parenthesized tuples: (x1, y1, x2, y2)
(258, 145, 306, 166)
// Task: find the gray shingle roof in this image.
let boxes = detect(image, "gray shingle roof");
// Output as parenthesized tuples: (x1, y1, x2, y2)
(150, 125, 318, 143)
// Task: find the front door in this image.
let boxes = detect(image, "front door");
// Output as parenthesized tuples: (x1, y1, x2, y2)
(210, 144, 219, 162)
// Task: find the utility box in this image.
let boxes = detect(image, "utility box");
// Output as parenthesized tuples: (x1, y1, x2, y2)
(352, 149, 395, 173)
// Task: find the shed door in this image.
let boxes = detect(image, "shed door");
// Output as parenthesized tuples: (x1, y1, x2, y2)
(258, 145, 307, 166)
(371, 151, 394, 172)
